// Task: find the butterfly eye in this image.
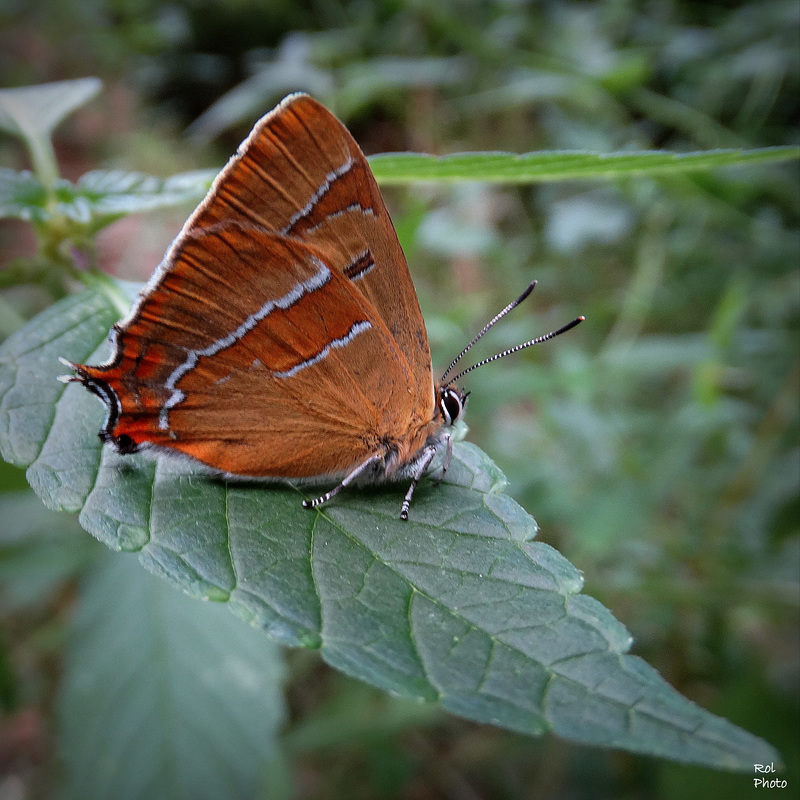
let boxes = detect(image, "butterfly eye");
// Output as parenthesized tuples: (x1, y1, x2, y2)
(440, 388, 464, 426)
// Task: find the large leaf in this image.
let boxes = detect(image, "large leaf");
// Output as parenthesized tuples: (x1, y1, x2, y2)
(57, 552, 285, 800)
(0, 288, 781, 770)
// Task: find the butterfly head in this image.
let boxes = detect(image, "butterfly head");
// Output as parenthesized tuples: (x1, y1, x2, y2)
(437, 385, 468, 426)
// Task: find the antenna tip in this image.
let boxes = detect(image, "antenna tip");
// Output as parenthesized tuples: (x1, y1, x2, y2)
(578, 315, 586, 322)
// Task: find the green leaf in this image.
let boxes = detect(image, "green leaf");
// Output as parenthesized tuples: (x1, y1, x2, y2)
(0, 167, 49, 222)
(0, 490, 97, 607)
(0, 290, 119, 470)
(0, 78, 102, 190)
(57, 552, 285, 800)
(368, 147, 800, 184)
(74, 169, 217, 217)
(0, 78, 102, 140)
(0, 288, 782, 770)
(0, 168, 216, 227)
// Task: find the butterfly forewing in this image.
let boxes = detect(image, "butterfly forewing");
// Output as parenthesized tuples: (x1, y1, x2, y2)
(188, 93, 435, 409)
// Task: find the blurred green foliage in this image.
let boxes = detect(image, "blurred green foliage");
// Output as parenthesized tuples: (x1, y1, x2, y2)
(1, 0, 797, 798)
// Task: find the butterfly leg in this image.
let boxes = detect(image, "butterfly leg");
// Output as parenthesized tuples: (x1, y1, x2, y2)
(400, 444, 438, 521)
(303, 453, 383, 511)
(433, 433, 453, 487)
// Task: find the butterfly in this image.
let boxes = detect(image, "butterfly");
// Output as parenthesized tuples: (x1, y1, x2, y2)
(62, 93, 582, 520)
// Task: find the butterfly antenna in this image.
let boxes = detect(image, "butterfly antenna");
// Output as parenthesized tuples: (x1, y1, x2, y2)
(445, 316, 585, 386)
(440, 279, 537, 384)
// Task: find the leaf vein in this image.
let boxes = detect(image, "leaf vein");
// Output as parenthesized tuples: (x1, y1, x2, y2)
(223, 485, 239, 591)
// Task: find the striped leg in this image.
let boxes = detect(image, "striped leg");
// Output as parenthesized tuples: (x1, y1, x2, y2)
(400, 444, 438, 521)
(433, 433, 453, 487)
(303, 453, 383, 511)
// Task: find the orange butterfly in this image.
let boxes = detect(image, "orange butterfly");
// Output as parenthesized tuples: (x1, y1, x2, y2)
(62, 94, 582, 519)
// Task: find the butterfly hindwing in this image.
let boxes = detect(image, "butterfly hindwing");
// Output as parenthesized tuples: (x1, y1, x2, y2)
(77, 229, 435, 476)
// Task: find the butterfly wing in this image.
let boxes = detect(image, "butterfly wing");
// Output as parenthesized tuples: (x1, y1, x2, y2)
(188, 93, 434, 409)
(73, 94, 441, 478)
(76, 227, 437, 477)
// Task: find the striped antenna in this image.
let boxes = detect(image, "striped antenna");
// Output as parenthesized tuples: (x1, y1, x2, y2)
(444, 316, 585, 386)
(440, 280, 537, 384)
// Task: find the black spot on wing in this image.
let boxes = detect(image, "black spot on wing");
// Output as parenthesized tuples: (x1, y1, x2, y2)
(343, 249, 375, 281)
